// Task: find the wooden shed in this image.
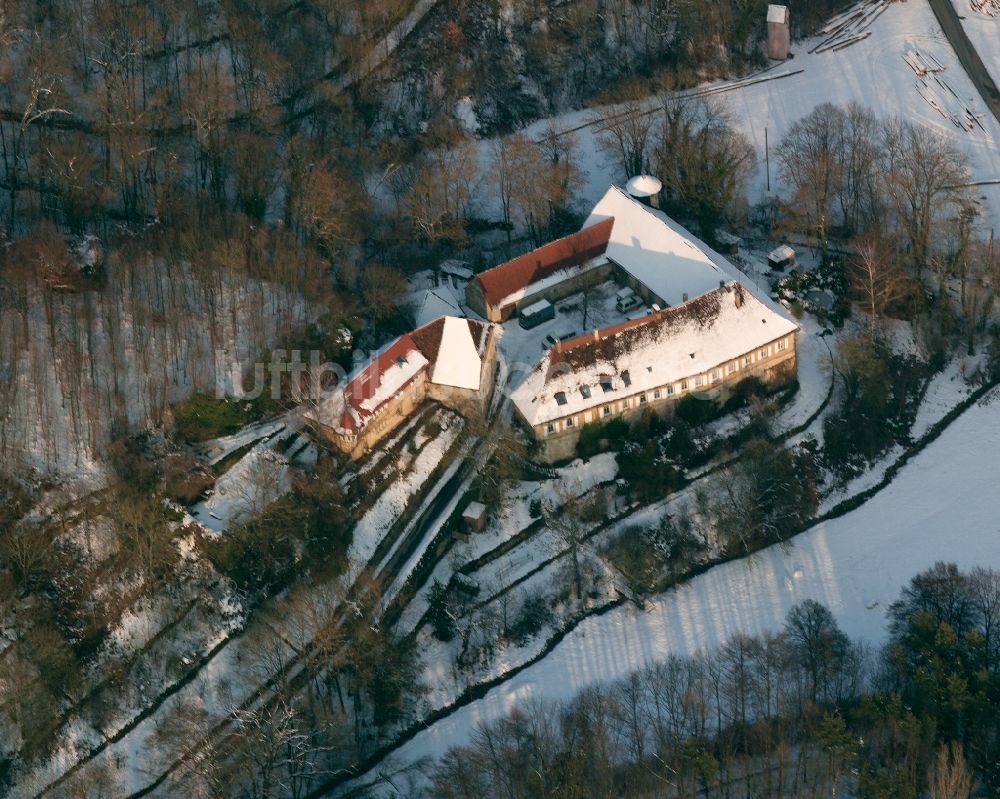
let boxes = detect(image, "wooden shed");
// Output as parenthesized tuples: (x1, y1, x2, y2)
(768, 244, 796, 271)
(767, 5, 790, 61)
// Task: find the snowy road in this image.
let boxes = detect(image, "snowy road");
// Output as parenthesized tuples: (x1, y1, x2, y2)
(340, 390, 1000, 792)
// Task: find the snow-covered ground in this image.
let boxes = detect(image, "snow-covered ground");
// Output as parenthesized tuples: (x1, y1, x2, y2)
(460, 0, 1000, 234)
(952, 0, 1000, 95)
(345, 388, 1000, 793)
(349, 411, 464, 579)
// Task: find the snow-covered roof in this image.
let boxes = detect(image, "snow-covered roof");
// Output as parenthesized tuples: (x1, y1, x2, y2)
(308, 316, 493, 436)
(625, 174, 663, 198)
(414, 285, 463, 328)
(439, 260, 474, 280)
(511, 282, 798, 427)
(474, 219, 615, 310)
(428, 315, 484, 390)
(768, 244, 796, 262)
(584, 186, 725, 308)
(462, 501, 486, 520)
(767, 4, 788, 24)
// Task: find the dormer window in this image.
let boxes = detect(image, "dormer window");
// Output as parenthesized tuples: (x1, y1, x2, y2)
(621, 370, 632, 387)
(555, 391, 568, 406)
(600, 377, 614, 393)
(396, 355, 406, 366)
(580, 385, 592, 399)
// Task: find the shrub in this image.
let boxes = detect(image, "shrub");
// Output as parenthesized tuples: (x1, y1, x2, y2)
(507, 592, 552, 645)
(203, 522, 297, 595)
(172, 394, 276, 444)
(428, 580, 456, 641)
(575, 421, 604, 459)
(675, 394, 720, 426)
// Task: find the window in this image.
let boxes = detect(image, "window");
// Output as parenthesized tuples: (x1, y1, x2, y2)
(603, 406, 611, 417)
(566, 417, 574, 428)
(601, 379, 614, 393)
(622, 370, 632, 387)
(639, 394, 647, 404)
(580, 385, 592, 399)
(744, 355, 752, 367)
(667, 385, 675, 396)
(623, 399, 630, 409)
(728, 362, 736, 374)
(653, 390, 661, 400)
(546, 423, 555, 434)
(760, 346, 769, 357)
(778, 338, 787, 351)
(554, 391, 567, 406)
(695, 375, 703, 387)
(711, 369, 720, 381)
(680, 380, 688, 391)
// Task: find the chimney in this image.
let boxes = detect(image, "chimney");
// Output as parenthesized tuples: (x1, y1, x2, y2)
(592, 329, 599, 342)
(734, 286, 744, 308)
(682, 292, 689, 303)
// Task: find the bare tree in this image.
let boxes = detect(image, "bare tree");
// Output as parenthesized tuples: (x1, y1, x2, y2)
(654, 96, 757, 239)
(542, 486, 605, 602)
(402, 133, 477, 248)
(593, 98, 654, 182)
(882, 118, 971, 273)
(777, 103, 845, 256)
(927, 741, 973, 799)
(848, 234, 907, 337)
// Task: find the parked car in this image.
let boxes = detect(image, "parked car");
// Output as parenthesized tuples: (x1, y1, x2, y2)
(616, 292, 641, 313)
(543, 328, 577, 349)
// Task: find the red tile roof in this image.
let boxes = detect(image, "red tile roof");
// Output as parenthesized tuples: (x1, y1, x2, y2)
(339, 333, 424, 432)
(474, 217, 615, 309)
(337, 317, 491, 432)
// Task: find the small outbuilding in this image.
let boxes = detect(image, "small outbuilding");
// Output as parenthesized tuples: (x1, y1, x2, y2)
(715, 230, 741, 255)
(767, 4, 790, 61)
(439, 259, 474, 287)
(768, 244, 796, 271)
(461, 501, 487, 534)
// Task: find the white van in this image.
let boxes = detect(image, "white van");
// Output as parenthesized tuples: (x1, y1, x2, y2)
(616, 287, 641, 313)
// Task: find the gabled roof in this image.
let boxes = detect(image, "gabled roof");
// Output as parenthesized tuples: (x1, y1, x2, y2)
(338, 334, 429, 432)
(310, 316, 492, 436)
(413, 316, 488, 391)
(584, 187, 724, 307)
(512, 282, 798, 426)
(474, 218, 615, 309)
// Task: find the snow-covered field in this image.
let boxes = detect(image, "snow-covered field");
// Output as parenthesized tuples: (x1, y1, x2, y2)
(348, 388, 1000, 791)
